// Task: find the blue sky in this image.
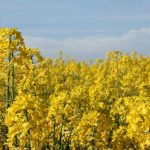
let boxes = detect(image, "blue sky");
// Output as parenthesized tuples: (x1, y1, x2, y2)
(1, 0, 150, 61)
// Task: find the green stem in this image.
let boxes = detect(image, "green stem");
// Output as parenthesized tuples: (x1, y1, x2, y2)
(91, 127, 95, 150)
(52, 116, 56, 150)
(11, 53, 15, 102)
(31, 56, 36, 97)
(24, 109, 31, 149)
(59, 114, 64, 150)
(6, 55, 11, 108)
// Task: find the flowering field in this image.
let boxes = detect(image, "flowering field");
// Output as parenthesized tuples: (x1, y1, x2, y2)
(0, 28, 150, 149)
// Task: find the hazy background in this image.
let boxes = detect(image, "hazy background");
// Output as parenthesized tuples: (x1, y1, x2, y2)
(1, 0, 150, 61)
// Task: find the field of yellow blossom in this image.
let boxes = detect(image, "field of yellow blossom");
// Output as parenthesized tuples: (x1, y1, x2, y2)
(0, 28, 149, 150)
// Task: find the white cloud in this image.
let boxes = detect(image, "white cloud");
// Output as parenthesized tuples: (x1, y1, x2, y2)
(24, 28, 150, 61)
